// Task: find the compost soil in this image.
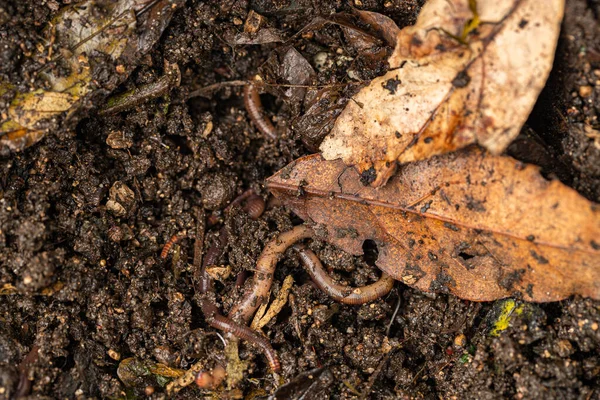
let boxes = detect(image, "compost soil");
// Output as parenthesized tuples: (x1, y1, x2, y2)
(1, 0, 599, 399)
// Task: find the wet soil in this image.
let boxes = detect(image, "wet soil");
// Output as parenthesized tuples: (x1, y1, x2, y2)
(1, 0, 599, 399)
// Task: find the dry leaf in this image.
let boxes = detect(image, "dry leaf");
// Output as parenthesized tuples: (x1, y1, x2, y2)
(267, 148, 600, 302)
(320, 0, 565, 187)
(251, 275, 294, 330)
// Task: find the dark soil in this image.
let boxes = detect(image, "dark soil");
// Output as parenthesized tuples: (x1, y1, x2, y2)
(1, 0, 599, 399)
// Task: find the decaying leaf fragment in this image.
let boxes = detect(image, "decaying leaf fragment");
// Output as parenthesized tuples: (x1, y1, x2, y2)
(320, 0, 565, 187)
(268, 148, 600, 302)
(0, 0, 183, 153)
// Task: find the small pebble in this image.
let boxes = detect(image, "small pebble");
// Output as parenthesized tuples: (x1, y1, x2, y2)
(108, 349, 120, 360)
(453, 334, 467, 347)
(579, 85, 593, 97)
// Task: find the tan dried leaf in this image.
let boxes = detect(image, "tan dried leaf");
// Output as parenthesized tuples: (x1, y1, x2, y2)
(251, 275, 295, 330)
(268, 148, 600, 302)
(320, 0, 565, 186)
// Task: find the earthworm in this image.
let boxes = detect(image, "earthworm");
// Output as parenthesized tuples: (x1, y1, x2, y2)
(195, 200, 280, 371)
(228, 225, 314, 324)
(160, 233, 180, 259)
(242, 193, 266, 220)
(198, 227, 228, 294)
(15, 344, 39, 399)
(199, 297, 281, 372)
(243, 84, 278, 140)
(228, 189, 256, 209)
(294, 245, 395, 305)
(226, 189, 266, 220)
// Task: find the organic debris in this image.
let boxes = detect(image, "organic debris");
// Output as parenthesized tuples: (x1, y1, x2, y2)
(117, 357, 185, 388)
(250, 274, 294, 330)
(0, 0, 182, 153)
(320, 0, 566, 186)
(271, 367, 334, 399)
(268, 148, 600, 301)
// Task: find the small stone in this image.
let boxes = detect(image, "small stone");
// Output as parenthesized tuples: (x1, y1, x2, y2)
(555, 339, 574, 357)
(106, 131, 133, 149)
(202, 120, 213, 137)
(314, 52, 332, 72)
(109, 181, 135, 208)
(196, 173, 236, 211)
(108, 226, 123, 242)
(244, 10, 265, 34)
(108, 349, 121, 360)
(579, 85, 593, 98)
(206, 265, 232, 281)
(543, 349, 551, 358)
(380, 337, 392, 354)
(107, 181, 136, 216)
(106, 200, 126, 217)
(453, 334, 467, 347)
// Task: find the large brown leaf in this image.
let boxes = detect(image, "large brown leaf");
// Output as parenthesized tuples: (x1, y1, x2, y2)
(267, 148, 600, 302)
(320, 0, 565, 187)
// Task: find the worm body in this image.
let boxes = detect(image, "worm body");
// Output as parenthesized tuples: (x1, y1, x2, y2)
(195, 199, 278, 371)
(294, 245, 395, 305)
(15, 345, 39, 399)
(243, 84, 277, 140)
(160, 234, 180, 259)
(198, 227, 228, 294)
(242, 193, 266, 220)
(229, 225, 314, 324)
(200, 298, 281, 372)
(226, 189, 266, 220)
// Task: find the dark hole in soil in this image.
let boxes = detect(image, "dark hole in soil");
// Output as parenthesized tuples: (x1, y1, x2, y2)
(167, 134, 194, 155)
(458, 251, 475, 261)
(541, 301, 564, 322)
(259, 92, 278, 116)
(362, 239, 379, 266)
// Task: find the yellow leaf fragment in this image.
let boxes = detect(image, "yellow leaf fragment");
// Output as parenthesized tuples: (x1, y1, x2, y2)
(8, 90, 78, 129)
